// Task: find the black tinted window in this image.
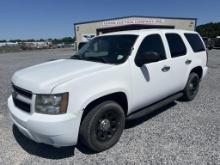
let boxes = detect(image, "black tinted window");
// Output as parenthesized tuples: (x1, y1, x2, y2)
(185, 33, 205, 52)
(137, 34, 166, 60)
(166, 33, 187, 57)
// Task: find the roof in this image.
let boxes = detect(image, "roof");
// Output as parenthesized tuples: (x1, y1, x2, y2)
(100, 29, 197, 36)
(74, 15, 197, 26)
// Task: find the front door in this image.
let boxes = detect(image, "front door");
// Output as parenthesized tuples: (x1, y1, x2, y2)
(130, 33, 175, 112)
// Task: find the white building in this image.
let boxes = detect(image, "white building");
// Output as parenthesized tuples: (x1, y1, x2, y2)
(0, 42, 18, 47)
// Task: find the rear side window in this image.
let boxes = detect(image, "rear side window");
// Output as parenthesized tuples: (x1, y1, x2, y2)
(137, 34, 166, 60)
(184, 33, 205, 52)
(166, 33, 187, 58)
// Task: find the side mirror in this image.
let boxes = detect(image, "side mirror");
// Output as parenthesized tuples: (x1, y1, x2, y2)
(135, 51, 161, 67)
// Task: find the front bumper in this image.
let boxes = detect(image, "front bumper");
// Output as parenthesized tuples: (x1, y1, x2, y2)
(8, 96, 82, 147)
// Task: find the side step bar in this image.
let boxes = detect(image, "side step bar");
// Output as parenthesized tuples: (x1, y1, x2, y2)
(127, 92, 183, 120)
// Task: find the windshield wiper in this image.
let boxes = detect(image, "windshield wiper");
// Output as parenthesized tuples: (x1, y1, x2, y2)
(84, 56, 107, 63)
(70, 55, 82, 60)
(71, 55, 108, 63)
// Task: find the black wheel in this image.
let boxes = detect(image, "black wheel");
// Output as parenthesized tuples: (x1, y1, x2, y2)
(79, 101, 125, 152)
(182, 72, 200, 101)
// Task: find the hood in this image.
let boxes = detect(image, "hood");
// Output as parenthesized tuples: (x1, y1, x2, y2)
(12, 59, 112, 93)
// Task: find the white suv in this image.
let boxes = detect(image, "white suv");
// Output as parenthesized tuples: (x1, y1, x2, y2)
(8, 29, 208, 152)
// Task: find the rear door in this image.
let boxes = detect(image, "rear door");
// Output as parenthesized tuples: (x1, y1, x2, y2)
(184, 33, 207, 68)
(162, 32, 191, 91)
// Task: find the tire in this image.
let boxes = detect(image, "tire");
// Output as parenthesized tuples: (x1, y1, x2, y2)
(79, 101, 125, 152)
(182, 72, 200, 101)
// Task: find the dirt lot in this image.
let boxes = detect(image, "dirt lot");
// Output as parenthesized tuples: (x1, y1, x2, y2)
(0, 48, 219, 165)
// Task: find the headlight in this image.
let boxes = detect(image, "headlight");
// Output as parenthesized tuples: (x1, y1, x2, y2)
(35, 93, 68, 114)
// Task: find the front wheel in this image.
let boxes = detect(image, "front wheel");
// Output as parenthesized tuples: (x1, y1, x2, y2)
(182, 72, 200, 101)
(79, 101, 125, 152)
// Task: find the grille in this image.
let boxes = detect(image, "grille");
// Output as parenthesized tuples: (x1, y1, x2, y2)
(13, 97, 31, 113)
(12, 84, 32, 113)
(12, 85, 32, 99)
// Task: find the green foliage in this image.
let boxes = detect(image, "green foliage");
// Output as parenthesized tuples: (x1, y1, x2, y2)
(0, 46, 21, 53)
(196, 22, 220, 38)
(0, 37, 75, 44)
(51, 37, 75, 44)
(0, 40, 7, 43)
(9, 39, 22, 43)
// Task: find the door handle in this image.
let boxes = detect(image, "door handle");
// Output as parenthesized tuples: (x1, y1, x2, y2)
(185, 59, 192, 65)
(161, 66, 170, 72)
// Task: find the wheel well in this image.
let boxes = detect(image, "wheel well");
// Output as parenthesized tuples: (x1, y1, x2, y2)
(190, 66, 203, 79)
(82, 92, 128, 119)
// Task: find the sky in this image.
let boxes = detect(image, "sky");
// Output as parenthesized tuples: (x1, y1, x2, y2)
(0, 0, 219, 40)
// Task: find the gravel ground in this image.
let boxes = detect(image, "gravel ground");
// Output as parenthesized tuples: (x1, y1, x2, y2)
(0, 48, 219, 165)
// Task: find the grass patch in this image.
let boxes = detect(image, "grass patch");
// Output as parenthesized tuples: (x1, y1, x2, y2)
(0, 46, 21, 53)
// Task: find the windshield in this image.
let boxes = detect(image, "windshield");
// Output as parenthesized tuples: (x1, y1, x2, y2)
(71, 35, 138, 64)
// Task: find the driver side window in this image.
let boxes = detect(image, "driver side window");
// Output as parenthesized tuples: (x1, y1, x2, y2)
(136, 34, 166, 61)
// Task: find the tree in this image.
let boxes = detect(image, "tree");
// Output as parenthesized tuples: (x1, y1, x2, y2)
(9, 39, 21, 43)
(62, 37, 74, 44)
(51, 37, 75, 44)
(196, 22, 220, 38)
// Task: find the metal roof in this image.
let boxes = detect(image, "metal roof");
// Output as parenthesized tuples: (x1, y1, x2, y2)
(74, 15, 197, 26)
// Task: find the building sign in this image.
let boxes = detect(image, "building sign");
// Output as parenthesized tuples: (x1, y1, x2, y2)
(103, 18, 165, 27)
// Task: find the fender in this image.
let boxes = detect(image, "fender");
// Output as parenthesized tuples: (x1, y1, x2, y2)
(80, 88, 129, 112)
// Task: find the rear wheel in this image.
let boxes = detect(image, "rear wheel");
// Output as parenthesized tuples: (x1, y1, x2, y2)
(182, 72, 200, 101)
(79, 101, 125, 152)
